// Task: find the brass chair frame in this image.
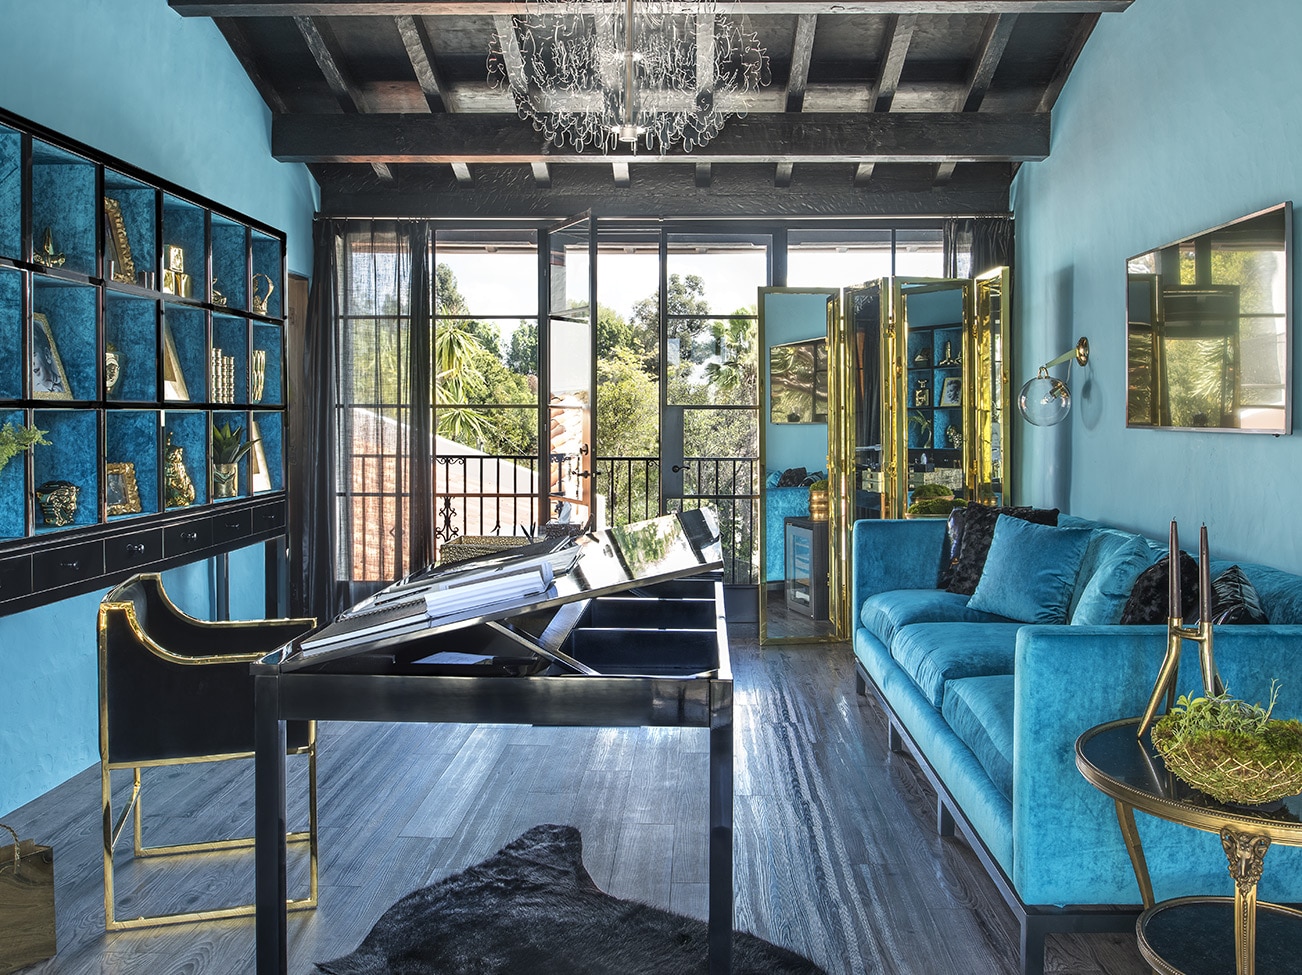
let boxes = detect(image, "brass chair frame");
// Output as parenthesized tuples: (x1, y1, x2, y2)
(98, 573, 317, 930)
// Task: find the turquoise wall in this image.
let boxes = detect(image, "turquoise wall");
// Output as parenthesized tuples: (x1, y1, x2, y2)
(1011, 0, 1302, 573)
(0, 0, 315, 816)
(0, 0, 318, 275)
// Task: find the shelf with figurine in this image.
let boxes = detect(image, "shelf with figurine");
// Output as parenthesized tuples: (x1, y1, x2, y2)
(0, 105, 290, 616)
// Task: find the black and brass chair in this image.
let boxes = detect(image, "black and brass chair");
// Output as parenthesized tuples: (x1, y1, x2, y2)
(98, 572, 317, 929)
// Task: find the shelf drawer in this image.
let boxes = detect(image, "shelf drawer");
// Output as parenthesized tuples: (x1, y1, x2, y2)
(0, 554, 32, 603)
(33, 541, 105, 591)
(252, 500, 286, 534)
(164, 519, 213, 558)
(105, 528, 163, 573)
(211, 508, 252, 544)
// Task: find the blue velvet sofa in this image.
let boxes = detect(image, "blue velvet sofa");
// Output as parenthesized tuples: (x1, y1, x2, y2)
(851, 514, 1302, 975)
(764, 485, 810, 582)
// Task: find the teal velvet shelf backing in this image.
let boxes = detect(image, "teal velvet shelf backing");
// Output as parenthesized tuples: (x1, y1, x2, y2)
(105, 410, 160, 517)
(31, 408, 98, 531)
(31, 278, 98, 402)
(31, 140, 97, 277)
(211, 214, 249, 312)
(252, 323, 284, 406)
(0, 268, 20, 400)
(251, 229, 282, 318)
(104, 169, 158, 285)
(105, 294, 159, 403)
(252, 410, 284, 493)
(0, 407, 25, 539)
(0, 124, 19, 262)
(162, 303, 208, 403)
(212, 314, 249, 403)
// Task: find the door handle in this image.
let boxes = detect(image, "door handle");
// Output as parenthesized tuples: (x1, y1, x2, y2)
(671, 464, 683, 473)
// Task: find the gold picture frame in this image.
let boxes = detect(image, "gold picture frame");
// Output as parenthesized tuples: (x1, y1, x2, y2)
(250, 420, 271, 493)
(32, 313, 73, 400)
(106, 462, 142, 516)
(939, 376, 963, 407)
(103, 197, 135, 284)
(162, 316, 189, 401)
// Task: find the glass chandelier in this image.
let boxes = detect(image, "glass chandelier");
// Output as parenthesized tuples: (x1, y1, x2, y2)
(488, 0, 770, 154)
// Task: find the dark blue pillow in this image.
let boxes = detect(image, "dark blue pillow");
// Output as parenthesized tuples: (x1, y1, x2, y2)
(1212, 565, 1269, 625)
(945, 504, 1060, 595)
(968, 516, 1092, 624)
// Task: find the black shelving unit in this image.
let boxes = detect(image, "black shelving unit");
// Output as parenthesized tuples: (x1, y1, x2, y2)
(0, 107, 289, 616)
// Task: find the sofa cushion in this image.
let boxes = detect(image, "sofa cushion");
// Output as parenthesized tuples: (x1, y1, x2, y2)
(1072, 535, 1158, 625)
(1120, 552, 1200, 624)
(1211, 565, 1269, 624)
(943, 675, 1015, 803)
(1209, 560, 1302, 623)
(968, 516, 1092, 624)
(860, 589, 1013, 649)
(890, 622, 1023, 708)
(946, 504, 1060, 595)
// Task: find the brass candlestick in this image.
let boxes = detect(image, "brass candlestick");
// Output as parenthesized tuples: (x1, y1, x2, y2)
(1137, 520, 1224, 738)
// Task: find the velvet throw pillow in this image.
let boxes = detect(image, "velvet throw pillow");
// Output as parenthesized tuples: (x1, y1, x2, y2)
(1119, 552, 1200, 624)
(945, 504, 1060, 596)
(1211, 565, 1269, 625)
(967, 516, 1093, 624)
(1071, 536, 1158, 626)
(776, 467, 807, 488)
(936, 506, 966, 589)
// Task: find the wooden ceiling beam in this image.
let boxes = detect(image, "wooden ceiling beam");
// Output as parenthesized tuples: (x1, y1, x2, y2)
(936, 11, 1016, 182)
(395, 14, 452, 113)
(273, 111, 1049, 163)
(213, 18, 288, 114)
(1038, 12, 1100, 111)
(294, 15, 394, 181)
(173, 1, 1134, 16)
(785, 14, 817, 113)
(872, 14, 916, 113)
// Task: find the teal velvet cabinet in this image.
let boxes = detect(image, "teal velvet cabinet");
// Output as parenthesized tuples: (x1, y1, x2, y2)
(0, 108, 289, 615)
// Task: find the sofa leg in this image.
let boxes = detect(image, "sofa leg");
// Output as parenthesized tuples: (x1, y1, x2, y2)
(937, 798, 955, 838)
(1019, 916, 1049, 975)
(887, 721, 904, 754)
(855, 670, 866, 697)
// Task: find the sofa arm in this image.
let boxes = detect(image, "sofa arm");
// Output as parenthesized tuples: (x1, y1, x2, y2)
(851, 518, 947, 612)
(1012, 623, 1302, 906)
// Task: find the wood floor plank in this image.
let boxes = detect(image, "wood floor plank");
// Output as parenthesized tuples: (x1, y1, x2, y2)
(3, 627, 1151, 975)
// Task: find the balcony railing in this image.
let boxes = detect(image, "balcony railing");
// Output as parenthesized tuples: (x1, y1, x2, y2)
(342, 452, 757, 585)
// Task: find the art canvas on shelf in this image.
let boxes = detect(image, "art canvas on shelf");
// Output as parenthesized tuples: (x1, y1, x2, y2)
(31, 313, 72, 400)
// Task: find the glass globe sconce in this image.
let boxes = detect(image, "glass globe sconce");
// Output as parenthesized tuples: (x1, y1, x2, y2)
(1018, 337, 1090, 426)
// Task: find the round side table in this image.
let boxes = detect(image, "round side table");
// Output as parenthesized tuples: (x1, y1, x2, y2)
(1076, 718, 1302, 975)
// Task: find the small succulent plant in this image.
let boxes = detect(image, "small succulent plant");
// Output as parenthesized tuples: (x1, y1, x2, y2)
(211, 422, 258, 466)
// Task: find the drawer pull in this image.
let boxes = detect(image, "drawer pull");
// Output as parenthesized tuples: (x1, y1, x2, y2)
(60, 560, 80, 571)
(182, 531, 198, 542)
(224, 520, 242, 531)
(127, 543, 146, 555)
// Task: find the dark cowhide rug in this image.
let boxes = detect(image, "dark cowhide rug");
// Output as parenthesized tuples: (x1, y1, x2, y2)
(317, 823, 825, 975)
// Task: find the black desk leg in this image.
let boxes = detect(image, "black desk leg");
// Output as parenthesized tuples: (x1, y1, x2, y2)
(255, 674, 289, 975)
(709, 682, 734, 974)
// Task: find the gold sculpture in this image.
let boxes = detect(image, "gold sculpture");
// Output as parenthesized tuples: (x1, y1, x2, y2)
(1137, 520, 1224, 738)
(211, 278, 228, 307)
(103, 198, 135, 283)
(164, 433, 196, 508)
(34, 227, 65, 268)
(251, 350, 267, 402)
(35, 479, 78, 526)
(252, 273, 274, 316)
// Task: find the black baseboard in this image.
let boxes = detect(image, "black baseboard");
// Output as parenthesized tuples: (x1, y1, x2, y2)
(854, 661, 1140, 975)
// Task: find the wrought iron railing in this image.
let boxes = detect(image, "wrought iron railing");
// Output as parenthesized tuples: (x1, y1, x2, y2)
(342, 452, 757, 585)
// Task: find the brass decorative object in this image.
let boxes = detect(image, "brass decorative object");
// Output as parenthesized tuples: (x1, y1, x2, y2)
(210, 348, 237, 402)
(33, 227, 65, 268)
(163, 434, 196, 508)
(31, 313, 72, 400)
(252, 272, 274, 316)
(211, 278, 227, 307)
(212, 463, 238, 499)
(945, 425, 963, 448)
(161, 318, 189, 401)
(161, 269, 191, 298)
(1018, 336, 1090, 427)
(165, 244, 184, 274)
(251, 349, 267, 402)
(35, 480, 78, 527)
(937, 340, 961, 366)
(103, 198, 135, 284)
(1138, 520, 1223, 738)
(913, 377, 930, 407)
(104, 343, 123, 396)
(105, 462, 142, 516)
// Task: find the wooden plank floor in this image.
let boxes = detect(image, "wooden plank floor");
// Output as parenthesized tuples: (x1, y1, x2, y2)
(4, 627, 1149, 974)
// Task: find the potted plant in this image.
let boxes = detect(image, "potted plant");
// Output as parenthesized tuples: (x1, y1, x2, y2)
(0, 422, 49, 474)
(905, 482, 964, 518)
(807, 478, 830, 521)
(211, 422, 257, 499)
(1151, 682, 1302, 804)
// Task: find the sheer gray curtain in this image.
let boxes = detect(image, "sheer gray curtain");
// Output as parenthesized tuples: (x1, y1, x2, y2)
(295, 219, 435, 612)
(943, 217, 1014, 278)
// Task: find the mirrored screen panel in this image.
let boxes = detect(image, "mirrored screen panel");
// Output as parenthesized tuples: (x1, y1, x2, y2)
(769, 337, 827, 423)
(1126, 203, 1291, 433)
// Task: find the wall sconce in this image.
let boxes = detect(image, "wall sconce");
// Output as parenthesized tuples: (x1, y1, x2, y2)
(1018, 337, 1090, 426)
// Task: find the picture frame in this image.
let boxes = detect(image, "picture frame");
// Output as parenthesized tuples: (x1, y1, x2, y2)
(31, 313, 73, 400)
(105, 462, 142, 516)
(250, 420, 271, 493)
(939, 376, 963, 407)
(161, 316, 190, 401)
(103, 197, 135, 284)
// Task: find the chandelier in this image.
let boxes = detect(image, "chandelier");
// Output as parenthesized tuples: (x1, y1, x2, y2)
(488, 0, 770, 154)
